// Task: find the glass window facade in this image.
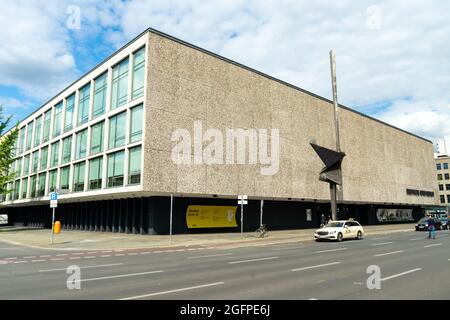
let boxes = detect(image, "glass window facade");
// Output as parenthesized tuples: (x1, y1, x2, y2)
(43, 109, 51, 142)
(40, 146, 48, 170)
(19, 127, 26, 154)
(78, 83, 90, 125)
(16, 157, 22, 177)
(90, 121, 104, 155)
(62, 136, 72, 164)
(93, 73, 107, 118)
(48, 169, 57, 193)
(444, 163, 449, 170)
(437, 163, 442, 170)
(34, 116, 42, 147)
(60, 166, 70, 190)
(64, 94, 75, 132)
(132, 47, 145, 100)
(53, 102, 63, 137)
(50, 141, 60, 167)
(128, 146, 141, 185)
(107, 151, 124, 188)
(75, 129, 87, 159)
(30, 175, 37, 198)
(21, 178, 28, 199)
(89, 157, 102, 190)
(130, 104, 143, 143)
(37, 173, 46, 197)
(111, 58, 129, 109)
(23, 154, 30, 176)
(73, 162, 86, 192)
(25, 122, 33, 151)
(441, 195, 445, 204)
(109, 112, 126, 149)
(31, 151, 39, 173)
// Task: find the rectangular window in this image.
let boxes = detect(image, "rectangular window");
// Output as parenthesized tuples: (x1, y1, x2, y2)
(92, 73, 107, 118)
(130, 104, 143, 143)
(62, 136, 72, 164)
(21, 178, 28, 199)
(40, 146, 48, 170)
(111, 58, 129, 109)
(60, 166, 70, 190)
(438, 174, 443, 180)
(11, 180, 19, 201)
(437, 163, 442, 170)
(109, 112, 126, 149)
(25, 122, 33, 151)
(37, 173, 46, 197)
(73, 162, 86, 192)
(75, 129, 87, 159)
(446, 184, 450, 191)
(43, 109, 51, 142)
(19, 127, 26, 154)
(88, 157, 103, 190)
(12, 136, 18, 157)
(445, 173, 449, 180)
(447, 195, 450, 204)
(50, 141, 60, 167)
(30, 175, 37, 198)
(53, 102, 63, 137)
(107, 151, 124, 188)
(64, 94, 75, 132)
(440, 195, 445, 204)
(16, 157, 22, 177)
(23, 154, 30, 175)
(78, 84, 90, 125)
(48, 170, 57, 193)
(90, 121, 104, 155)
(31, 151, 39, 173)
(439, 184, 444, 191)
(128, 146, 141, 185)
(444, 163, 449, 170)
(34, 116, 42, 147)
(132, 47, 145, 100)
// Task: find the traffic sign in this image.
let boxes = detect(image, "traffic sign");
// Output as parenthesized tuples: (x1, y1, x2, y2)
(50, 192, 58, 201)
(50, 200, 57, 208)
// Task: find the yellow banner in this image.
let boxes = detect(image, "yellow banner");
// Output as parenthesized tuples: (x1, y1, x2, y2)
(186, 205, 238, 228)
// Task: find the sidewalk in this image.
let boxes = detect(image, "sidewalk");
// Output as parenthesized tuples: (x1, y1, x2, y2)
(0, 223, 416, 251)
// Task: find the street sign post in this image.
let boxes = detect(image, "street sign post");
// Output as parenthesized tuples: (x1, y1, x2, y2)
(50, 192, 58, 244)
(238, 195, 248, 238)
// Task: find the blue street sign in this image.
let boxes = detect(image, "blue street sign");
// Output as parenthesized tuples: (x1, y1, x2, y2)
(50, 192, 58, 201)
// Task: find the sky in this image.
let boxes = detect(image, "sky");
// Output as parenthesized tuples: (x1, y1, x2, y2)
(0, 0, 449, 144)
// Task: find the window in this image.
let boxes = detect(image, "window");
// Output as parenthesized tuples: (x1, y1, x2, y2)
(89, 157, 102, 190)
(93, 73, 107, 118)
(440, 195, 445, 204)
(53, 102, 63, 137)
(34, 116, 42, 147)
(73, 162, 86, 192)
(438, 174, 443, 180)
(437, 163, 442, 170)
(30, 175, 37, 198)
(62, 136, 72, 164)
(130, 104, 143, 143)
(19, 127, 26, 154)
(11, 180, 19, 201)
(446, 184, 450, 191)
(60, 166, 70, 190)
(16, 157, 22, 177)
(37, 173, 46, 197)
(107, 151, 124, 188)
(21, 178, 28, 199)
(64, 94, 75, 132)
(75, 129, 87, 159)
(48, 170, 57, 193)
(445, 173, 449, 180)
(43, 109, 51, 142)
(444, 163, 449, 170)
(50, 141, 60, 167)
(132, 47, 145, 99)
(111, 58, 129, 109)
(25, 122, 33, 151)
(23, 154, 30, 175)
(109, 112, 126, 149)
(78, 84, 90, 125)
(90, 121, 104, 155)
(439, 184, 444, 191)
(447, 195, 450, 203)
(40, 146, 48, 170)
(12, 136, 18, 157)
(31, 151, 39, 173)
(128, 146, 141, 185)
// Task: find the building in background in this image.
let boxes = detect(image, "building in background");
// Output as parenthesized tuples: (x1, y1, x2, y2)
(0, 28, 438, 234)
(435, 135, 450, 157)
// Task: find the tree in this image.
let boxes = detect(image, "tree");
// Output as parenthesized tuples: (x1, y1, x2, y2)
(0, 105, 18, 196)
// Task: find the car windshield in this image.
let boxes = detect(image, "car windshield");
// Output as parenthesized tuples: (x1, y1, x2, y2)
(419, 218, 429, 223)
(326, 222, 344, 228)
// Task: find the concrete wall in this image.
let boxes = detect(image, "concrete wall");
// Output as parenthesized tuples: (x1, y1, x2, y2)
(143, 32, 438, 206)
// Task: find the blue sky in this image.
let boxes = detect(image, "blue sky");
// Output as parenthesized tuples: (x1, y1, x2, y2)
(1, 0, 450, 142)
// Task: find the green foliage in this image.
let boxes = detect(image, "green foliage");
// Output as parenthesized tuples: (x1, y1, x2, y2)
(0, 105, 18, 196)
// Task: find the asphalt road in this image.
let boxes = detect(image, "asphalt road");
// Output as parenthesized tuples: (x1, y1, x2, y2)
(0, 229, 449, 300)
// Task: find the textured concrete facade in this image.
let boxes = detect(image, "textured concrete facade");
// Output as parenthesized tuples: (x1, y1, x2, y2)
(143, 31, 438, 206)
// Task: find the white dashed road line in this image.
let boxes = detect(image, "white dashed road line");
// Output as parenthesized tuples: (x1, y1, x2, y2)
(374, 250, 404, 257)
(315, 248, 347, 254)
(292, 262, 341, 272)
(371, 242, 393, 246)
(188, 253, 234, 260)
(39, 263, 124, 273)
(77, 270, 163, 283)
(381, 268, 422, 281)
(228, 256, 279, 264)
(424, 243, 442, 248)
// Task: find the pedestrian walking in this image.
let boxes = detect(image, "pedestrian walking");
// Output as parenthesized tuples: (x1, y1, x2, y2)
(320, 214, 326, 228)
(427, 215, 436, 239)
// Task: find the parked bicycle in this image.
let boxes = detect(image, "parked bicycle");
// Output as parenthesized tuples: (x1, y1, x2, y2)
(255, 224, 268, 238)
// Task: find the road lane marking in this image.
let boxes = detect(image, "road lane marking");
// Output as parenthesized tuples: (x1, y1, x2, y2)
(381, 268, 422, 281)
(24, 256, 36, 259)
(228, 256, 279, 264)
(292, 262, 341, 272)
(140, 252, 150, 255)
(409, 238, 423, 241)
(56, 254, 68, 256)
(374, 250, 404, 257)
(371, 242, 393, 246)
(119, 282, 224, 300)
(77, 270, 162, 282)
(39, 263, 124, 273)
(69, 257, 81, 260)
(84, 256, 96, 259)
(31, 259, 46, 262)
(5, 257, 17, 260)
(39, 255, 51, 258)
(424, 243, 442, 248)
(72, 253, 84, 255)
(115, 254, 125, 257)
(13, 261, 27, 264)
(188, 253, 234, 259)
(128, 253, 138, 256)
(51, 258, 64, 261)
(100, 255, 111, 257)
(315, 248, 347, 254)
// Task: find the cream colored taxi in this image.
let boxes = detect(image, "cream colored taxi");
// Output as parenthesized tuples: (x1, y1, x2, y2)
(314, 220, 364, 242)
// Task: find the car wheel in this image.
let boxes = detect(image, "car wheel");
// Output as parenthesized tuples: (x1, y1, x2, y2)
(356, 231, 363, 240)
(337, 233, 343, 242)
